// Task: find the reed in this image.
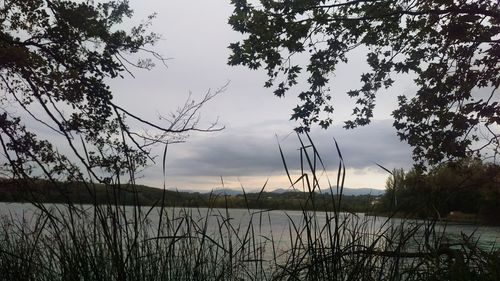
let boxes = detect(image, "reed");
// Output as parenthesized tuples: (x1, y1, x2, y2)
(0, 136, 498, 281)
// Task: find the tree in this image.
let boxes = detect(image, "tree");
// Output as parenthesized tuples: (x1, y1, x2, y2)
(384, 168, 405, 209)
(228, 0, 499, 165)
(1, 0, 221, 187)
(380, 159, 500, 222)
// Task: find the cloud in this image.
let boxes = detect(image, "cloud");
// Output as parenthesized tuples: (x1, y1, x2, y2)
(146, 119, 413, 186)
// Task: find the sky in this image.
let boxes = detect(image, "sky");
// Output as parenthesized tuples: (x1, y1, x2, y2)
(106, 0, 415, 191)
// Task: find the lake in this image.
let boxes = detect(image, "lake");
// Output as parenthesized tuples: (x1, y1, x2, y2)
(1, 202, 499, 257)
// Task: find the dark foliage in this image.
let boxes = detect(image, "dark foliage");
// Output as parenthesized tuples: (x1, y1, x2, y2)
(379, 159, 500, 224)
(0, 0, 221, 199)
(228, 0, 499, 165)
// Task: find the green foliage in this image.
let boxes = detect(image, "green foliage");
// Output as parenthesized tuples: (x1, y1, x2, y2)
(379, 159, 500, 223)
(228, 0, 500, 165)
(384, 168, 405, 209)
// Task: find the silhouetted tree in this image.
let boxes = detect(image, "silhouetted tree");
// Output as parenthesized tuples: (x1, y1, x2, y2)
(381, 159, 500, 223)
(0, 0, 221, 189)
(228, 0, 499, 166)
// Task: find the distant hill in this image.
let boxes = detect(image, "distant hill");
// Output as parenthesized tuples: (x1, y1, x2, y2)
(0, 179, 382, 213)
(274, 187, 384, 196)
(270, 188, 294, 194)
(336, 187, 384, 196)
(0, 178, 187, 206)
(209, 188, 245, 196)
(195, 187, 384, 196)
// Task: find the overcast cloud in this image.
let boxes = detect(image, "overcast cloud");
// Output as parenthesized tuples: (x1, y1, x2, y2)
(134, 119, 413, 190)
(172, 120, 413, 175)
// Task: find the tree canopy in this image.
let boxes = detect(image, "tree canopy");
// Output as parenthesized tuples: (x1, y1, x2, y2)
(0, 0, 220, 185)
(379, 159, 500, 223)
(228, 0, 499, 165)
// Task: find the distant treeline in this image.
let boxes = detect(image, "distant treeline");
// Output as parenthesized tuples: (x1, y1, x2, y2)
(376, 159, 500, 224)
(0, 178, 378, 213)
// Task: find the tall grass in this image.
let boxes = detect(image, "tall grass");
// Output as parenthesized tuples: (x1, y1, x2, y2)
(1, 136, 499, 280)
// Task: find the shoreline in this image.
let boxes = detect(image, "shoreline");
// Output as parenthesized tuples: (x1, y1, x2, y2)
(366, 211, 498, 226)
